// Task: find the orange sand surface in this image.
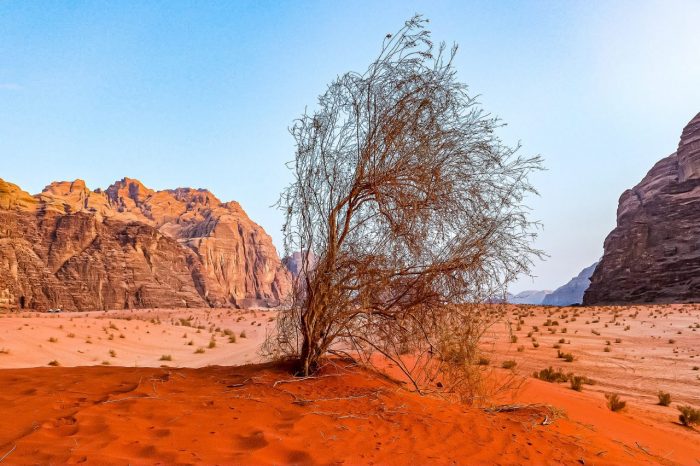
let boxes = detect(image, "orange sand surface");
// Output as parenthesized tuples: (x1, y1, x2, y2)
(0, 308, 270, 369)
(0, 304, 698, 464)
(485, 304, 700, 406)
(0, 361, 698, 465)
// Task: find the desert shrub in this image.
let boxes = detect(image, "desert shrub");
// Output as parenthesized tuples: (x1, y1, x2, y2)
(669, 339, 676, 344)
(570, 376, 584, 391)
(678, 405, 700, 426)
(558, 338, 566, 344)
(605, 393, 626, 412)
(67, 333, 75, 338)
(533, 366, 568, 383)
(48, 360, 60, 366)
(477, 357, 490, 366)
(266, 16, 542, 405)
(194, 347, 205, 354)
(239, 330, 247, 339)
(557, 350, 575, 362)
(109, 349, 116, 358)
(501, 360, 517, 370)
(578, 375, 596, 385)
(604, 346, 611, 352)
(657, 391, 672, 406)
(159, 354, 172, 361)
(228, 335, 237, 343)
(208, 339, 217, 349)
(48, 337, 57, 343)
(510, 335, 518, 343)
(532, 341, 540, 348)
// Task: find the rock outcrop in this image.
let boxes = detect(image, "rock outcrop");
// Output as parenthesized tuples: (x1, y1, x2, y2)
(542, 262, 597, 306)
(0, 178, 290, 311)
(584, 113, 700, 304)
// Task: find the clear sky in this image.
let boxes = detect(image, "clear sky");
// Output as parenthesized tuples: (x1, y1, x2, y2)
(1, 0, 699, 293)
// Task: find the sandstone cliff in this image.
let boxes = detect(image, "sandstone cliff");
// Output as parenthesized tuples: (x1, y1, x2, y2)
(584, 113, 700, 304)
(0, 178, 290, 311)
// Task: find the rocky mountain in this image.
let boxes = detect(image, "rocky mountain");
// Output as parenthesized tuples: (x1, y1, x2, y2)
(507, 290, 551, 305)
(282, 251, 316, 278)
(542, 262, 598, 306)
(0, 177, 290, 311)
(584, 112, 700, 304)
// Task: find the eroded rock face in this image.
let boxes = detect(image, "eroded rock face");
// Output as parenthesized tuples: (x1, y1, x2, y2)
(542, 262, 597, 306)
(0, 178, 290, 311)
(584, 113, 700, 304)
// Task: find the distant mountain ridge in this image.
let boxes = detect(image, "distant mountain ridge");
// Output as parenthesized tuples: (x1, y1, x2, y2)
(543, 262, 598, 306)
(0, 177, 290, 311)
(507, 289, 552, 305)
(507, 262, 598, 306)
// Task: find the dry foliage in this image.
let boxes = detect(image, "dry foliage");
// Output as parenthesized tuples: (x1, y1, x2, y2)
(265, 16, 542, 401)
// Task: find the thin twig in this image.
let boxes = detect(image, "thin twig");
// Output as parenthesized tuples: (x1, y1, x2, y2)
(101, 395, 157, 404)
(0, 444, 16, 463)
(309, 411, 368, 420)
(635, 442, 653, 457)
(272, 374, 339, 388)
(293, 389, 383, 405)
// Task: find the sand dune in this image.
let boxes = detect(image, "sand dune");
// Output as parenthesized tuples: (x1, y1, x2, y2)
(1, 304, 699, 464)
(1, 361, 698, 465)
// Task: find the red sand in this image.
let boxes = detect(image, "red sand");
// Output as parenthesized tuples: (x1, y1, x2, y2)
(0, 361, 698, 465)
(0, 304, 699, 464)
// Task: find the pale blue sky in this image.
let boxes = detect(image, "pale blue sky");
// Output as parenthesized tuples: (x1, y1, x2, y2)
(1, 1, 699, 292)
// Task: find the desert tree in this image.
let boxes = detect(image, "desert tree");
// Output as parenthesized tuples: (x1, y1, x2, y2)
(269, 16, 542, 398)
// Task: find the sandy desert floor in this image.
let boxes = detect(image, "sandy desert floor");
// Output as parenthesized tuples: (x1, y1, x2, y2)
(0, 308, 272, 369)
(0, 304, 698, 465)
(485, 303, 700, 406)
